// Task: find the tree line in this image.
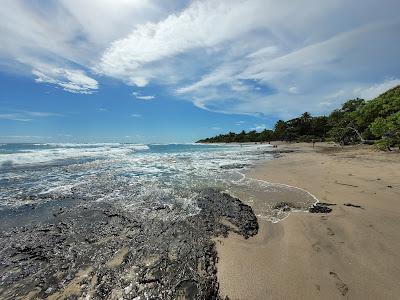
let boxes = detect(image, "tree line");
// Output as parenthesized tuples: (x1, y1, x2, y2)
(197, 85, 400, 150)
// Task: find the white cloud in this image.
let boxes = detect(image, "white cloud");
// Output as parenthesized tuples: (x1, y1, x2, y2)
(177, 64, 239, 94)
(0, 0, 169, 92)
(0, 113, 32, 122)
(58, 0, 165, 47)
(137, 96, 155, 100)
(211, 127, 221, 130)
(326, 89, 345, 100)
(96, 108, 108, 112)
(252, 124, 267, 131)
(97, 0, 268, 83)
(288, 86, 299, 94)
(71, 0, 400, 118)
(130, 77, 149, 87)
(247, 46, 279, 59)
(174, 13, 400, 116)
(23, 111, 62, 117)
(317, 78, 400, 109)
(132, 92, 155, 100)
(131, 113, 142, 118)
(231, 83, 251, 92)
(0, 135, 52, 140)
(353, 78, 400, 100)
(0, 110, 62, 122)
(33, 65, 98, 94)
(1, 0, 400, 116)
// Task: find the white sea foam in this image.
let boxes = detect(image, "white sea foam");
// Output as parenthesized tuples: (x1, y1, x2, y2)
(1, 143, 309, 223)
(0, 144, 149, 166)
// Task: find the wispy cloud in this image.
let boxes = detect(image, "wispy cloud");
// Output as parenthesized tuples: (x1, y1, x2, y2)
(22, 111, 62, 117)
(0, 0, 167, 93)
(132, 92, 155, 100)
(33, 65, 98, 94)
(137, 95, 155, 100)
(211, 127, 221, 130)
(0, 110, 62, 122)
(0, 135, 52, 141)
(131, 113, 142, 118)
(96, 0, 400, 116)
(96, 108, 108, 112)
(353, 78, 400, 100)
(0, 1, 399, 116)
(0, 113, 32, 122)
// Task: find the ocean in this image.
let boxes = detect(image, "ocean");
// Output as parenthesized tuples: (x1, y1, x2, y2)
(0, 142, 316, 222)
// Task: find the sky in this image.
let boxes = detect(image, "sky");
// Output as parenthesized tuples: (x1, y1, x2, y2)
(1, 0, 400, 143)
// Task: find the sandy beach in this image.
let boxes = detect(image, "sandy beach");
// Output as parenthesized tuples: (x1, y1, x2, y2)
(216, 143, 400, 299)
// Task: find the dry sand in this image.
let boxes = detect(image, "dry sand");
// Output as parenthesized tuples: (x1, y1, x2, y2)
(216, 143, 400, 299)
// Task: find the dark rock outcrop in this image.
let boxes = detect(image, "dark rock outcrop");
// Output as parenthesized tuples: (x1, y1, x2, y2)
(309, 202, 333, 213)
(0, 189, 258, 299)
(273, 201, 302, 212)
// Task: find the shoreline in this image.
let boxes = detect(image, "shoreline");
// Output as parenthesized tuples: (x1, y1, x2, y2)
(242, 176, 321, 224)
(216, 142, 400, 299)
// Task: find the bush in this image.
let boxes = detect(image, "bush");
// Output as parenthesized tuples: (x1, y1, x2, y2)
(374, 139, 392, 151)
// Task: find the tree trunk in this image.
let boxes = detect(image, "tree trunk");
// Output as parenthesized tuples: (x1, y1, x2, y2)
(347, 126, 364, 143)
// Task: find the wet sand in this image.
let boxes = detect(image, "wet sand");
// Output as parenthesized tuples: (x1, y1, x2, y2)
(216, 143, 400, 299)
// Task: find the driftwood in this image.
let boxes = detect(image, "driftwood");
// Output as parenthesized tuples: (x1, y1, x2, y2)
(346, 126, 375, 145)
(335, 181, 358, 188)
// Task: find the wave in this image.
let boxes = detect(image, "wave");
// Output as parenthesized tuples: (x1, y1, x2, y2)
(2, 143, 297, 222)
(0, 144, 149, 167)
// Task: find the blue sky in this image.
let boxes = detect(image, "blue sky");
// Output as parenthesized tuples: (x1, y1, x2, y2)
(1, 0, 400, 143)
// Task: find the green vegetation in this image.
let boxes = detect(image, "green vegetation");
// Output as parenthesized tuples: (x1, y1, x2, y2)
(197, 86, 400, 150)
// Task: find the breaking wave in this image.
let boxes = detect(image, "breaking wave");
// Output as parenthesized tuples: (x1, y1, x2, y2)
(0, 143, 316, 221)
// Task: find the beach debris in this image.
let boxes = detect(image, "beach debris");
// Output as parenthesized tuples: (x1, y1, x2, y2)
(335, 181, 359, 187)
(343, 203, 364, 209)
(309, 203, 333, 213)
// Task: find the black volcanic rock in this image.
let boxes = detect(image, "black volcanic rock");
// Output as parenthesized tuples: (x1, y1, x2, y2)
(0, 189, 258, 299)
(309, 203, 333, 213)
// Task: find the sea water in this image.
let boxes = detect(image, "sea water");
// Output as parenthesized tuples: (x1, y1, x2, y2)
(0, 143, 316, 222)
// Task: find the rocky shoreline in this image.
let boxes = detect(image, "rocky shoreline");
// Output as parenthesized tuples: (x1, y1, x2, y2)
(0, 189, 258, 299)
